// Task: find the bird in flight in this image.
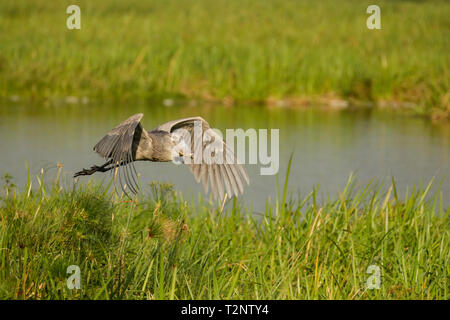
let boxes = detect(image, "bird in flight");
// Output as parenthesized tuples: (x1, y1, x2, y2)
(74, 114, 249, 200)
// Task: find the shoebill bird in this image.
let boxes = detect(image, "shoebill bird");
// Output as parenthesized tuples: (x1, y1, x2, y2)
(74, 114, 249, 200)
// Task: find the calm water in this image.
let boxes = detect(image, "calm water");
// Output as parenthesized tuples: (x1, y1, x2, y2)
(0, 102, 449, 210)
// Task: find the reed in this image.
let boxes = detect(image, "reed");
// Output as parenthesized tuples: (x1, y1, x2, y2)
(0, 162, 447, 299)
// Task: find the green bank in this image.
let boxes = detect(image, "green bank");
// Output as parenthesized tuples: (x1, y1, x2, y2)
(0, 0, 449, 117)
(0, 168, 448, 299)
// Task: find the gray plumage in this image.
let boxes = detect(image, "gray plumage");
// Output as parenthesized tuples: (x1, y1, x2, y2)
(74, 113, 249, 200)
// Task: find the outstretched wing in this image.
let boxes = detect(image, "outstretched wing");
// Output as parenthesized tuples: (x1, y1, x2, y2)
(155, 117, 249, 200)
(94, 113, 146, 195)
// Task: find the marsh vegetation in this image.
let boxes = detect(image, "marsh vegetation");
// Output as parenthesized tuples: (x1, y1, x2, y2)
(0, 0, 449, 117)
(0, 166, 448, 299)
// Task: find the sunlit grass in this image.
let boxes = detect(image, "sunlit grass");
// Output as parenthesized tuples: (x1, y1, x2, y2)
(0, 164, 448, 299)
(0, 0, 448, 116)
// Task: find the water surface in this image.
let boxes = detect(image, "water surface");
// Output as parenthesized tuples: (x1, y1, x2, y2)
(0, 102, 449, 210)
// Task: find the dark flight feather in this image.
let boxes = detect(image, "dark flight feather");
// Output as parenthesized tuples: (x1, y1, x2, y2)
(93, 113, 144, 195)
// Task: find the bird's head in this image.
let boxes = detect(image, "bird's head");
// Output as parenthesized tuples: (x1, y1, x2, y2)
(170, 133, 193, 164)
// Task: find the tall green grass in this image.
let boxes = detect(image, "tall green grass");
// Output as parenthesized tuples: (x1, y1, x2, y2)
(0, 0, 449, 116)
(0, 165, 448, 299)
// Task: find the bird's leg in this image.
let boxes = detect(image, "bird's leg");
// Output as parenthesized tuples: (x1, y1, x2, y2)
(74, 159, 115, 178)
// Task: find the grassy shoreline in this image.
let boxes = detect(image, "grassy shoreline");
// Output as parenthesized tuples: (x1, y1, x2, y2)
(0, 170, 448, 299)
(1, 0, 449, 118)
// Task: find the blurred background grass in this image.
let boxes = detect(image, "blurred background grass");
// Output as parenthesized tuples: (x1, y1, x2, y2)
(0, 0, 449, 115)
